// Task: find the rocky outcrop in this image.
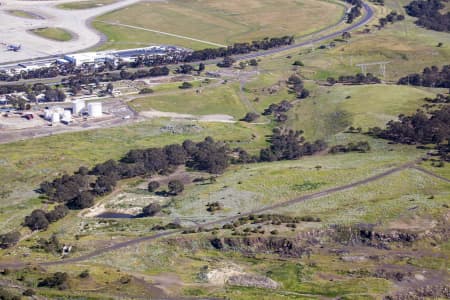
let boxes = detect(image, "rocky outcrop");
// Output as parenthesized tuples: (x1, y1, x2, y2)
(384, 285, 450, 300)
(210, 236, 314, 258)
(227, 274, 279, 289)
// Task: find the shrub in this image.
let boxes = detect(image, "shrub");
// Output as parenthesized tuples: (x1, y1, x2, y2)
(148, 181, 160, 192)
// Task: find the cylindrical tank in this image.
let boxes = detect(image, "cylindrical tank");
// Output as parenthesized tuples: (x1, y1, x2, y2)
(44, 109, 52, 120)
(72, 100, 85, 115)
(87, 102, 102, 117)
(62, 110, 72, 123)
(51, 112, 60, 123)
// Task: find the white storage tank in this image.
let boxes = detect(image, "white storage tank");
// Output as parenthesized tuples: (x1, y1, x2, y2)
(62, 110, 72, 123)
(87, 102, 102, 117)
(44, 109, 52, 120)
(51, 112, 60, 123)
(72, 100, 85, 115)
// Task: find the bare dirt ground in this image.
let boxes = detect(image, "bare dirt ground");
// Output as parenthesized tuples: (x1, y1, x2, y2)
(139, 110, 235, 123)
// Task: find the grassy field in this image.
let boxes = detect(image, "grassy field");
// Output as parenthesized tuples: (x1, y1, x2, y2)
(57, 0, 117, 10)
(129, 82, 248, 118)
(287, 84, 434, 141)
(7, 10, 41, 19)
(0, 119, 270, 232)
(30, 27, 74, 42)
(94, 0, 344, 50)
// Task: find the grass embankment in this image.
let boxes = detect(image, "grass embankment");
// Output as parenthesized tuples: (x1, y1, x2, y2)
(93, 0, 344, 50)
(7, 10, 41, 19)
(57, 0, 117, 10)
(129, 82, 247, 118)
(30, 27, 73, 42)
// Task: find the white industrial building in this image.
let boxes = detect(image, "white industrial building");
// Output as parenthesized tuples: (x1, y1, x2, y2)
(87, 102, 102, 117)
(64, 52, 114, 67)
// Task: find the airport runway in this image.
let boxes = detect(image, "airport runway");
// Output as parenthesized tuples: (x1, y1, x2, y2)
(0, 0, 165, 64)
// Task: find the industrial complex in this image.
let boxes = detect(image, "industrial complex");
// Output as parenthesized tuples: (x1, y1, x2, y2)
(0, 45, 189, 74)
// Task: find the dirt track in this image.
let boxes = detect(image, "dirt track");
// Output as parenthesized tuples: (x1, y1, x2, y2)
(2, 159, 448, 269)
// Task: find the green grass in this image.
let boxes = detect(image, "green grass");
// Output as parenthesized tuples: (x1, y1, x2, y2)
(57, 0, 117, 10)
(129, 82, 248, 118)
(0, 119, 270, 231)
(287, 84, 434, 141)
(94, 0, 344, 50)
(30, 27, 73, 42)
(7, 10, 40, 19)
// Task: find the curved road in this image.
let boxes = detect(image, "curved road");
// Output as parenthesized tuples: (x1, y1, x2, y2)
(2, 159, 441, 269)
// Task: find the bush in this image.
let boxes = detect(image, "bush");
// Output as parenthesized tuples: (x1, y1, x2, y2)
(79, 270, 90, 279)
(38, 272, 69, 290)
(292, 60, 304, 66)
(241, 112, 260, 123)
(139, 88, 154, 94)
(22, 289, 35, 296)
(168, 180, 184, 195)
(142, 203, 161, 216)
(148, 181, 160, 192)
(179, 82, 193, 89)
(0, 231, 20, 249)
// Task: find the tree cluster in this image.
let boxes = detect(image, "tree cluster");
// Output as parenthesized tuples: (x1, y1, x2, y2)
(287, 74, 310, 99)
(24, 205, 68, 231)
(185, 36, 294, 62)
(343, 0, 363, 23)
(38, 272, 69, 290)
(425, 94, 450, 103)
(405, 0, 450, 32)
(328, 73, 381, 85)
(259, 128, 327, 161)
(330, 141, 371, 153)
(263, 100, 293, 123)
(370, 106, 450, 158)
(397, 65, 450, 88)
(378, 11, 405, 29)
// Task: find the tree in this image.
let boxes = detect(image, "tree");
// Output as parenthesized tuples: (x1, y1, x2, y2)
(24, 209, 49, 231)
(68, 191, 94, 209)
(179, 82, 193, 89)
(241, 112, 260, 122)
(168, 180, 184, 195)
(142, 203, 161, 216)
(249, 59, 258, 66)
(106, 83, 114, 94)
(0, 231, 20, 249)
(148, 181, 160, 192)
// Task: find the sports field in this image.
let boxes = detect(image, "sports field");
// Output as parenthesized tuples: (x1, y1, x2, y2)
(94, 0, 345, 50)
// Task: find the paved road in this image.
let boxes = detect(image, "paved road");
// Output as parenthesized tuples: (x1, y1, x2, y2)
(1, 159, 440, 269)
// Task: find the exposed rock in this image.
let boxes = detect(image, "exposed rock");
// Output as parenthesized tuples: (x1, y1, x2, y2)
(227, 274, 279, 289)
